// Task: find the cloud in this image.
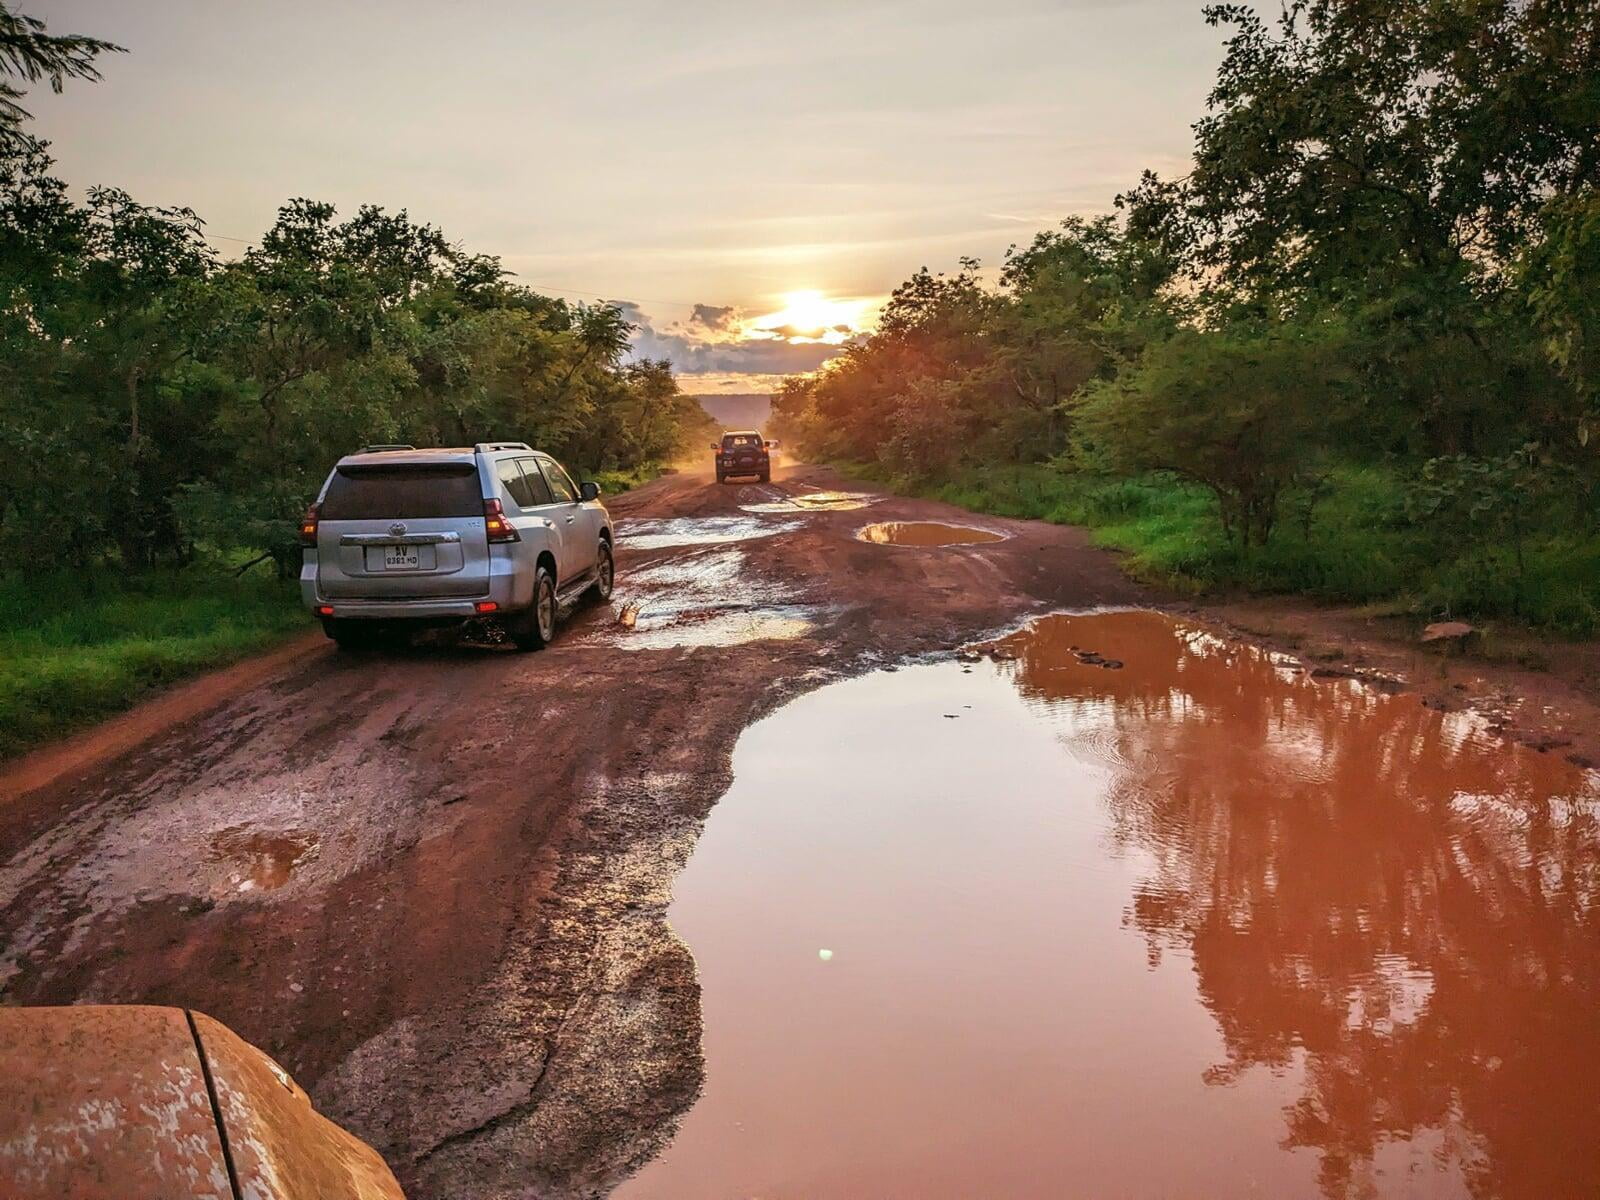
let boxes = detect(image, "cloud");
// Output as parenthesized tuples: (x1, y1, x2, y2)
(690, 303, 737, 331)
(769, 323, 828, 340)
(621, 300, 849, 378)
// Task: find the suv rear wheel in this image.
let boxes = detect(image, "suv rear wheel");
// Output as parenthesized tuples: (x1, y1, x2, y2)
(509, 566, 558, 651)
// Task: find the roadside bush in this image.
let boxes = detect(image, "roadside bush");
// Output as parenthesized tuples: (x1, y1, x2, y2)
(878, 380, 967, 482)
(1076, 326, 1349, 547)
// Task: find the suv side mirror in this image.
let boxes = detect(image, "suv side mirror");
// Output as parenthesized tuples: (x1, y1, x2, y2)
(580, 480, 601, 501)
(765, 440, 777, 449)
(710, 443, 720, 452)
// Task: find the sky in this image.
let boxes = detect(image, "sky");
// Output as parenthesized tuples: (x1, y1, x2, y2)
(24, 0, 1225, 393)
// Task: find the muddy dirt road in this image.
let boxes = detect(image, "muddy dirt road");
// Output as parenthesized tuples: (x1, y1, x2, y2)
(5, 458, 1600, 1199)
(0, 459, 1141, 1197)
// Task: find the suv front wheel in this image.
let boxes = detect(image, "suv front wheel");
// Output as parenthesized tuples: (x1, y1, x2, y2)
(509, 566, 558, 651)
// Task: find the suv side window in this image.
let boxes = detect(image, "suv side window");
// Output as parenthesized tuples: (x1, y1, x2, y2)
(517, 457, 554, 506)
(537, 456, 578, 504)
(496, 458, 536, 508)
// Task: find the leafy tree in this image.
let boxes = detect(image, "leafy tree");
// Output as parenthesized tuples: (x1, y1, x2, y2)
(1077, 325, 1348, 546)
(0, 3, 122, 143)
(0, 142, 711, 574)
(1127, 1, 1600, 297)
(1520, 189, 1600, 436)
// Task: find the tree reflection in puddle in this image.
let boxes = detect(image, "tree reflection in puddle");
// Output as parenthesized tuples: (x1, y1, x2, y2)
(987, 611, 1600, 1200)
(620, 609, 1600, 1199)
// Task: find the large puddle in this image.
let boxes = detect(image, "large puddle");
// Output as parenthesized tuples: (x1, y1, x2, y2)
(618, 609, 1600, 1198)
(856, 520, 1007, 546)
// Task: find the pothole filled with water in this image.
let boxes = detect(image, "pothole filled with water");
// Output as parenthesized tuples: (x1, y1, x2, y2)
(619, 609, 1600, 1199)
(856, 520, 1007, 546)
(207, 828, 318, 895)
(618, 516, 799, 550)
(612, 606, 816, 650)
(742, 491, 878, 514)
(593, 547, 817, 650)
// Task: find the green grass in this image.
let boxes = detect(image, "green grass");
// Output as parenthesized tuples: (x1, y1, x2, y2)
(0, 564, 307, 759)
(592, 461, 670, 494)
(835, 460, 1600, 636)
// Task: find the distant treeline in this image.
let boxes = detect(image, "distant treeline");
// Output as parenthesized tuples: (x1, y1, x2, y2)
(773, 2, 1600, 630)
(0, 149, 710, 576)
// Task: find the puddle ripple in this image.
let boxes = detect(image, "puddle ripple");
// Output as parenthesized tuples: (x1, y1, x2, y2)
(619, 609, 1600, 1199)
(856, 520, 1006, 546)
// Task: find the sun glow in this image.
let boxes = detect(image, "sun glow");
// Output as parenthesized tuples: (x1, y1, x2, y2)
(748, 290, 876, 344)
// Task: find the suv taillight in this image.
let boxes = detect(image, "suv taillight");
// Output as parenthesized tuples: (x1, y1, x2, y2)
(484, 498, 519, 543)
(298, 502, 319, 547)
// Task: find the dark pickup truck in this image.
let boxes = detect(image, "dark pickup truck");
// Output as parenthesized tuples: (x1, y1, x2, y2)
(713, 430, 773, 483)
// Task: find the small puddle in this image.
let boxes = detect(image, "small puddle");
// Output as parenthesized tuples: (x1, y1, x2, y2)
(619, 609, 1600, 1199)
(856, 520, 1006, 546)
(618, 516, 799, 550)
(742, 490, 878, 514)
(207, 828, 318, 894)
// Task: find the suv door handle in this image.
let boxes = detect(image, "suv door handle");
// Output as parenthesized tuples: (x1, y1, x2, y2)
(564, 514, 576, 524)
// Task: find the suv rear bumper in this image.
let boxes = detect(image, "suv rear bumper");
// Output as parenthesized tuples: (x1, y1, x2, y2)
(301, 555, 529, 620)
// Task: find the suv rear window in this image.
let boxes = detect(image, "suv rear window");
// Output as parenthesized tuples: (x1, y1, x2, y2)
(723, 435, 762, 449)
(321, 464, 482, 520)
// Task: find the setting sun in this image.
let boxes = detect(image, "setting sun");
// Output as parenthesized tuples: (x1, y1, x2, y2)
(748, 291, 877, 344)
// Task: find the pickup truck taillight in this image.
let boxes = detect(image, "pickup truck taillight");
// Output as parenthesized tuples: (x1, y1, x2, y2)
(484, 498, 519, 543)
(298, 502, 319, 547)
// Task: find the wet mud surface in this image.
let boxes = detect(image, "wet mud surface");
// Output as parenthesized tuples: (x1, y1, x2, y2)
(582, 547, 821, 651)
(0, 459, 1139, 1199)
(611, 514, 799, 550)
(4, 460, 1600, 1198)
(209, 828, 320, 894)
(740, 487, 878, 514)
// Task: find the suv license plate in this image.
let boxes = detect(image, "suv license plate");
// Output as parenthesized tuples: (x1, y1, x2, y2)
(383, 547, 420, 570)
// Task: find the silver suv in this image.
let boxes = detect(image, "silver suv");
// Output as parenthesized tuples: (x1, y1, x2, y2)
(300, 442, 613, 651)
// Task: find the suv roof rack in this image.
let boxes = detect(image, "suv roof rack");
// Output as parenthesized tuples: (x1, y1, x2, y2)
(359, 443, 416, 453)
(475, 441, 532, 453)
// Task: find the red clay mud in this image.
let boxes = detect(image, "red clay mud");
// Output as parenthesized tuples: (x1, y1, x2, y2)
(4, 462, 1600, 1198)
